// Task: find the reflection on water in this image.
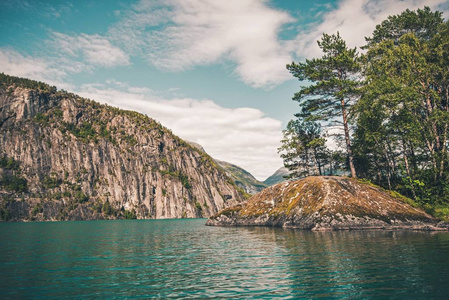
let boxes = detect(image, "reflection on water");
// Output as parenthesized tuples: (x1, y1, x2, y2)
(1, 219, 449, 298)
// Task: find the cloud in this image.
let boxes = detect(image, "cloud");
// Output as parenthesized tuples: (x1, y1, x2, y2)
(48, 32, 130, 68)
(0, 48, 73, 90)
(0, 46, 284, 180)
(295, 0, 449, 58)
(0, 32, 130, 89)
(78, 81, 283, 180)
(109, 0, 295, 88)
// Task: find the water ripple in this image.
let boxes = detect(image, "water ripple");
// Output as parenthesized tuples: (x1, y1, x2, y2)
(1, 219, 449, 298)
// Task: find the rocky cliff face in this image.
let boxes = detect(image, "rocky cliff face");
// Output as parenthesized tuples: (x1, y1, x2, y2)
(206, 176, 444, 231)
(0, 74, 244, 221)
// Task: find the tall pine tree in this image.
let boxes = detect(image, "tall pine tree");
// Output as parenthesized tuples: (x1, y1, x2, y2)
(287, 32, 361, 177)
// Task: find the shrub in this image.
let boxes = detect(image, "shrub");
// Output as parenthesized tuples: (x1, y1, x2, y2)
(102, 200, 113, 215)
(0, 174, 27, 192)
(43, 176, 62, 188)
(0, 157, 20, 170)
(0, 205, 11, 221)
(123, 209, 137, 219)
(74, 191, 89, 203)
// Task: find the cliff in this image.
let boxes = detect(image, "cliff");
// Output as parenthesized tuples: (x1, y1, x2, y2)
(0, 74, 244, 221)
(206, 176, 444, 231)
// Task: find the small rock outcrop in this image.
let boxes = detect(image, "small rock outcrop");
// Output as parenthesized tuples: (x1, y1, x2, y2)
(0, 74, 244, 221)
(206, 176, 444, 231)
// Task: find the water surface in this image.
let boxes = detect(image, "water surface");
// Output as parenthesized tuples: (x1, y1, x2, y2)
(1, 219, 449, 298)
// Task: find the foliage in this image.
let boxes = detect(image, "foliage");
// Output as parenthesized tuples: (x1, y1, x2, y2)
(34, 113, 49, 125)
(179, 173, 192, 189)
(278, 118, 329, 177)
(61, 122, 97, 142)
(285, 7, 449, 214)
(0, 72, 57, 94)
(353, 7, 449, 206)
(0, 157, 20, 170)
(160, 164, 192, 189)
(74, 191, 89, 203)
(123, 209, 137, 219)
(0, 174, 27, 192)
(31, 203, 43, 216)
(102, 200, 113, 215)
(0, 201, 11, 221)
(286, 32, 361, 177)
(43, 176, 62, 189)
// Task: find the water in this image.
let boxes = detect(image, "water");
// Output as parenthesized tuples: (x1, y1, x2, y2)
(1, 219, 449, 299)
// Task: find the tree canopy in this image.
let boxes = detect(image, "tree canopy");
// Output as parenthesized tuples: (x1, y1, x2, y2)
(282, 7, 449, 219)
(286, 32, 361, 178)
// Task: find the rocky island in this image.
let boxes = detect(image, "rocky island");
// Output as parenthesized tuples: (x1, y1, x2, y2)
(206, 176, 446, 231)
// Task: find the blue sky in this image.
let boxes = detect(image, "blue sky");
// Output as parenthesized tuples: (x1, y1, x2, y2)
(1, 0, 448, 180)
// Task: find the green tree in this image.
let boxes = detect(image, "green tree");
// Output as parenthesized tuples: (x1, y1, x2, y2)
(102, 200, 113, 215)
(364, 6, 443, 46)
(278, 118, 327, 178)
(287, 32, 360, 177)
(353, 7, 449, 203)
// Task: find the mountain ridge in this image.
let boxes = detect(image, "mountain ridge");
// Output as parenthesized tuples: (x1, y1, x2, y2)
(0, 73, 244, 221)
(263, 167, 289, 186)
(186, 141, 267, 194)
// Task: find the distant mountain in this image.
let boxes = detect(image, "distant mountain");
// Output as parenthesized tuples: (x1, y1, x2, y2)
(263, 167, 290, 186)
(215, 160, 267, 195)
(187, 141, 267, 195)
(0, 73, 244, 221)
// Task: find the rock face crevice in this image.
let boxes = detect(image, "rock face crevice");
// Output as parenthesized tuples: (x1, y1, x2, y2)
(0, 75, 243, 221)
(206, 176, 444, 231)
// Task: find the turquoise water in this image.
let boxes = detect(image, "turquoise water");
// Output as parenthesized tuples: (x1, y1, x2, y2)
(1, 219, 449, 299)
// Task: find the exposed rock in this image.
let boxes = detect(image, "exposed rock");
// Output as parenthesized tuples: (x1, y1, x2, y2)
(206, 176, 445, 231)
(0, 74, 244, 221)
(186, 141, 206, 153)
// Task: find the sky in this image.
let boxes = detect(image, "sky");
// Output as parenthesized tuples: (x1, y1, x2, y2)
(1, 0, 448, 180)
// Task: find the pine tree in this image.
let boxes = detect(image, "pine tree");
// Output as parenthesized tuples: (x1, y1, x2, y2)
(287, 32, 361, 177)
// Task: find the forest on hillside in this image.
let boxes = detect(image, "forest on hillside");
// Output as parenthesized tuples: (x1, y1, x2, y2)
(280, 7, 449, 219)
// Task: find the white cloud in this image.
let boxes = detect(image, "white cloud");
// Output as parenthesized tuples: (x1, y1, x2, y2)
(109, 0, 295, 88)
(0, 48, 73, 90)
(78, 81, 283, 180)
(49, 32, 130, 68)
(0, 47, 284, 180)
(295, 0, 449, 58)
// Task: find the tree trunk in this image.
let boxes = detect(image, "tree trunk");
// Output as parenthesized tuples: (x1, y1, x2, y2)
(312, 148, 322, 175)
(403, 139, 417, 199)
(440, 87, 449, 178)
(341, 98, 357, 178)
